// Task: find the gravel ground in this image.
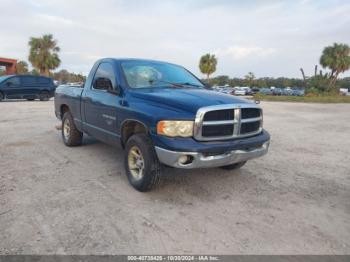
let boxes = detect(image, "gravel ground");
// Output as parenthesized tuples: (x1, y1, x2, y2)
(0, 100, 349, 255)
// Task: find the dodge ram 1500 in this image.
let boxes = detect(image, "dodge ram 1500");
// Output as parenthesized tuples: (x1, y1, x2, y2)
(54, 58, 270, 191)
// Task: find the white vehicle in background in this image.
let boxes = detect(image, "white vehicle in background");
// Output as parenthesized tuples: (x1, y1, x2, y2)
(67, 82, 84, 87)
(340, 88, 350, 96)
(234, 87, 247, 96)
(242, 86, 252, 95)
(221, 87, 234, 94)
(213, 86, 230, 94)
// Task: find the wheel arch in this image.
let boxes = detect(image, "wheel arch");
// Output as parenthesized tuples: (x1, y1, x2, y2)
(120, 119, 148, 148)
(40, 89, 50, 94)
(60, 104, 70, 119)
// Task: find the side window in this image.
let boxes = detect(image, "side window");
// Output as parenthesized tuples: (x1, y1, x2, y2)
(37, 77, 50, 84)
(4, 77, 20, 87)
(92, 63, 116, 90)
(22, 76, 36, 85)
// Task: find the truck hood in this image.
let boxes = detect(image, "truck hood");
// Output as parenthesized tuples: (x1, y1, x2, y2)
(129, 88, 252, 113)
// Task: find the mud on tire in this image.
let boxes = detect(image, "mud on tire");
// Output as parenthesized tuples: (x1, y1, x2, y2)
(62, 111, 83, 146)
(124, 134, 161, 192)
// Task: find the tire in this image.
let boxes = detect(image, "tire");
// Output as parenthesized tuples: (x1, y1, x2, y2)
(61, 112, 83, 146)
(27, 98, 35, 101)
(124, 134, 161, 192)
(39, 91, 50, 101)
(0, 92, 4, 102)
(220, 161, 247, 170)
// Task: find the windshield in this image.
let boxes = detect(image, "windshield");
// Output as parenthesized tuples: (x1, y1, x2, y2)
(121, 61, 204, 89)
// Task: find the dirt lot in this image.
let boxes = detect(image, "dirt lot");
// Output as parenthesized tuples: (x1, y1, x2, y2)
(0, 100, 349, 255)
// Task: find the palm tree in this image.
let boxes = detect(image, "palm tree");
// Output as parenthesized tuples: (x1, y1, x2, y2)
(199, 54, 217, 82)
(28, 34, 61, 76)
(320, 43, 350, 90)
(16, 61, 29, 74)
(244, 72, 255, 87)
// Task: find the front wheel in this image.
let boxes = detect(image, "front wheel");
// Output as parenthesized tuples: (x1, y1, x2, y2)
(124, 134, 161, 192)
(0, 92, 4, 101)
(220, 161, 247, 170)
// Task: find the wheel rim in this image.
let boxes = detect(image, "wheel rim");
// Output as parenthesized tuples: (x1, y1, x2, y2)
(128, 146, 145, 180)
(63, 118, 71, 140)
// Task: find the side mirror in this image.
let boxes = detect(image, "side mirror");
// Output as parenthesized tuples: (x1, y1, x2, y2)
(107, 85, 120, 96)
(94, 77, 113, 91)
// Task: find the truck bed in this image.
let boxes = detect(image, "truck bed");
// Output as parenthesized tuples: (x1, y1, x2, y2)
(54, 85, 84, 121)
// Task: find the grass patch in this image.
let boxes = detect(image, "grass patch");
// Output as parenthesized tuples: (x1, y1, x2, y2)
(253, 94, 350, 103)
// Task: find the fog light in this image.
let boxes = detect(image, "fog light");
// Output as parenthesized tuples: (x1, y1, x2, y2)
(178, 155, 189, 164)
(178, 155, 194, 165)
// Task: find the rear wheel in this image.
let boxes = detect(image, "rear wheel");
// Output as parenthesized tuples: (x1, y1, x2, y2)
(220, 161, 247, 170)
(39, 91, 50, 101)
(124, 134, 161, 192)
(61, 112, 83, 146)
(0, 92, 4, 101)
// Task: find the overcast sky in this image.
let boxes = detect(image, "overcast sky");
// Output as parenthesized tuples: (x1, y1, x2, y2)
(0, 0, 349, 78)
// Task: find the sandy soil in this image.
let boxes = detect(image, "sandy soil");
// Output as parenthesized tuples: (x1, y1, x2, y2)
(0, 100, 349, 254)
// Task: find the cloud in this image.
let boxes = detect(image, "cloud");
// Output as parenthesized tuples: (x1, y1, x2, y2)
(215, 46, 276, 60)
(0, 0, 349, 78)
(35, 14, 75, 26)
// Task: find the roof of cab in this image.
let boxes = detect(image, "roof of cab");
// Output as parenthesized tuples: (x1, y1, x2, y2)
(98, 58, 178, 66)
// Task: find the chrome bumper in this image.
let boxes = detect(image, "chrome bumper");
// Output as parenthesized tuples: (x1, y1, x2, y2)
(155, 141, 269, 169)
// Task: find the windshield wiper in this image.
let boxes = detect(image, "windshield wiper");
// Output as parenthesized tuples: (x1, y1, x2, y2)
(149, 79, 185, 88)
(177, 82, 202, 88)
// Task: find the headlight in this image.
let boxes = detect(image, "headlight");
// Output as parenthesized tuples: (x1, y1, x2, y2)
(157, 120, 194, 137)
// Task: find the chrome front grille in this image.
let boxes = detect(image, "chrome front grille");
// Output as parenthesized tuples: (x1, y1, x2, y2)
(193, 104, 263, 141)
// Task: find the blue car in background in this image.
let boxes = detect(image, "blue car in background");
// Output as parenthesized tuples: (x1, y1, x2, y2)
(272, 88, 283, 96)
(292, 89, 305, 96)
(259, 88, 273, 95)
(0, 75, 56, 101)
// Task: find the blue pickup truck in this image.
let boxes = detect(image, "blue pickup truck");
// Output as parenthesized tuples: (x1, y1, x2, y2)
(54, 58, 270, 191)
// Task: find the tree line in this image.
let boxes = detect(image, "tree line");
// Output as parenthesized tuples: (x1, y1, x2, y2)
(204, 74, 350, 90)
(199, 43, 350, 93)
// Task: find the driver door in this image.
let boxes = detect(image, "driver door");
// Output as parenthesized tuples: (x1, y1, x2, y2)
(83, 62, 121, 144)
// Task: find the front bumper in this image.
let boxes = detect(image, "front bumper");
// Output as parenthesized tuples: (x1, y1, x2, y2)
(155, 141, 269, 169)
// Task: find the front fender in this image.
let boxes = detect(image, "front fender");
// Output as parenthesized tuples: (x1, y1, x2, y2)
(118, 98, 195, 136)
